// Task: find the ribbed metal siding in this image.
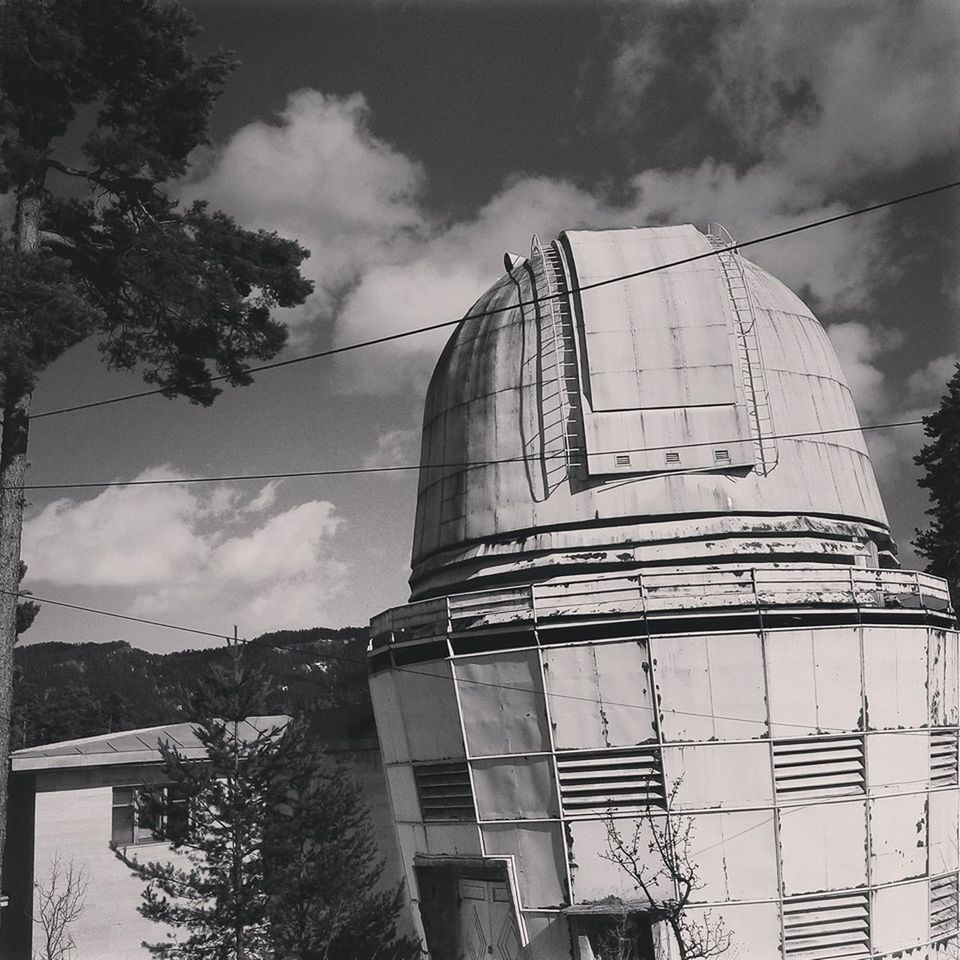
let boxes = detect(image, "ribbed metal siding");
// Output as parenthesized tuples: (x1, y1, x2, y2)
(782, 891, 870, 958)
(413, 762, 475, 821)
(930, 729, 959, 787)
(556, 747, 664, 817)
(931, 874, 959, 938)
(773, 737, 865, 801)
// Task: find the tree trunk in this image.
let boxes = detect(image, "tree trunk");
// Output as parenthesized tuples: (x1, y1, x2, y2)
(0, 175, 42, 914)
(0, 393, 31, 908)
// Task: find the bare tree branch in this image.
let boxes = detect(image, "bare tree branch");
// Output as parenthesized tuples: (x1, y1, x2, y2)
(600, 778, 733, 960)
(33, 854, 88, 960)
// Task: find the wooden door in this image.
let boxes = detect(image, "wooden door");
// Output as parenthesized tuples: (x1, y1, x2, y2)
(458, 879, 521, 960)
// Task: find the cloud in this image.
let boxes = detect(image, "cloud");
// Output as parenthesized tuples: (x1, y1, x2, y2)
(626, 161, 884, 312)
(907, 353, 959, 407)
(826, 321, 903, 419)
(362, 429, 421, 470)
(706, 0, 960, 185)
(22, 471, 348, 636)
(175, 1, 955, 399)
(177, 90, 427, 334)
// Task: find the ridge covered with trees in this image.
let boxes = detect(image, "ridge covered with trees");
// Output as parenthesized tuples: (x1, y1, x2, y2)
(11, 628, 370, 750)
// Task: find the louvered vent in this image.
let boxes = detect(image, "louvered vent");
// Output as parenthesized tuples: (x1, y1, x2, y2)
(930, 729, 959, 787)
(782, 891, 869, 958)
(931, 873, 959, 938)
(773, 737, 865, 801)
(556, 748, 664, 817)
(413, 762, 474, 821)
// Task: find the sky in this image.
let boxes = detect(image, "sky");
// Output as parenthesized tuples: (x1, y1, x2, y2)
(14, 0, 960, 652)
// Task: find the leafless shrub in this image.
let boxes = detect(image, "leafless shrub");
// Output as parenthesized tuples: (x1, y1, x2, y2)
(33, 855, 88, 960)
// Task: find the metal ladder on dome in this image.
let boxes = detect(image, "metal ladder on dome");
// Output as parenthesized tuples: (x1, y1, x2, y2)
(707, 222, 779, 475)
(532, 235, 584, 490)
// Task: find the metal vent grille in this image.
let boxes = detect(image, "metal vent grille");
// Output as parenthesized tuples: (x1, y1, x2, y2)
(931, 873, 959, 938)
(413, 762, 474, 822)
(782, 891, 869, 958)
(556, 748, 665, 817)
(773, 737, 865, 801)
(931, 729, 959, 787)
(714, 448, 731, 463)
(614, 454, 631, 467)
(664, 452, 680, 464)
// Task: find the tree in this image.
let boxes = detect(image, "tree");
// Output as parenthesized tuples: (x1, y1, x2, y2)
(600, 782, 732, 960)
(0, 0, 313, 898)
(126, 649, 419, 960)
(914, 361, 960, 608)
(123, 647, 282, 959)
(263, 717, 419, 960)
(33, 854, 89, 960)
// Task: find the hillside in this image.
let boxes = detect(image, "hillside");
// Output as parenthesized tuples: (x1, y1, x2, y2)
(12, 627, 370, 749)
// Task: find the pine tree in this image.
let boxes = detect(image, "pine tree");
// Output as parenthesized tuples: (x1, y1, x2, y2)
(263, 717, 420, 960)
(914, 361, 960, 607)
(0, 0, 313, 897)
(124, 647, 284, 960)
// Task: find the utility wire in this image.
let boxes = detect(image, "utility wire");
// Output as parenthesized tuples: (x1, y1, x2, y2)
(7, 588, 949, 736)
(9, 594, 949, 871)
(29, 178, 960, 422)
(13, 416, 926, 492)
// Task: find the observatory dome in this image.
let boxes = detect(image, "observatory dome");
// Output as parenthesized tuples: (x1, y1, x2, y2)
(410, 224, 892, 599)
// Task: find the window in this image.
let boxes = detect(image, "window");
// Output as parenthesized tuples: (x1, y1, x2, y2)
(111, 784, 189, 846)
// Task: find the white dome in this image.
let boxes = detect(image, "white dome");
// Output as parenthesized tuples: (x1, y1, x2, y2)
(410, 224, 892, 598)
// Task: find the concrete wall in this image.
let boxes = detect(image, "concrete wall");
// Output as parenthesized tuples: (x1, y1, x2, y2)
(28, 764, 186, 960)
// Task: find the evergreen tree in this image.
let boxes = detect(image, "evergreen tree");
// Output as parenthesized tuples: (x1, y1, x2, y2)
(125, 647, 284, 960)
(914, 361, 960, 607)
(263, 718, 420, 960)
(0, 0, 313, 896)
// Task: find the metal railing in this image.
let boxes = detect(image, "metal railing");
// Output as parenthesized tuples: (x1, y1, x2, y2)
(370, 565, 953, 649)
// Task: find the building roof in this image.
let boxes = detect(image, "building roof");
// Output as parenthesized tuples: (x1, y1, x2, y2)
(11, 716, 288, 772)
(409, 224, 892, 597)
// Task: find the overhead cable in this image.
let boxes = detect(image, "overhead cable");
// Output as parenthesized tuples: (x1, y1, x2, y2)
(29, 178, 960, 421)
(5, 587, 945, 737)
(12, 416, 927, 492)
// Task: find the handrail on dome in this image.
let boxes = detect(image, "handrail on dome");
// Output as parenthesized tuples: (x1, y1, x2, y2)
(369, 566, 953, 653)
(706, 221, 778, 475)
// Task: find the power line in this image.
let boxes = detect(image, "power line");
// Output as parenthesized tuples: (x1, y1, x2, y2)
(10, 588, 942, 859)
(6, 589, 232, 641)
(13, 416, 926, 492)
(29, 178, 960, 422)
(8, 588, 947, 737)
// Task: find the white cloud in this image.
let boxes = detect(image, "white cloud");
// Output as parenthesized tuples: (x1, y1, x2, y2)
(175, 1, 955, 399)
(707, 0, 960, 185)
(826, 321, 903, 419)
(177, 90, 427, 335)
(907, 353, 958, 407)
(362, 429, 421, 470)
(22, 469, 348, 635)
(239, 480, 283, 515)
(626, 161, 884, 312)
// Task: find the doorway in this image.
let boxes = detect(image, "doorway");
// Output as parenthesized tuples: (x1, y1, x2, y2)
(458, 878, 521, 960)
